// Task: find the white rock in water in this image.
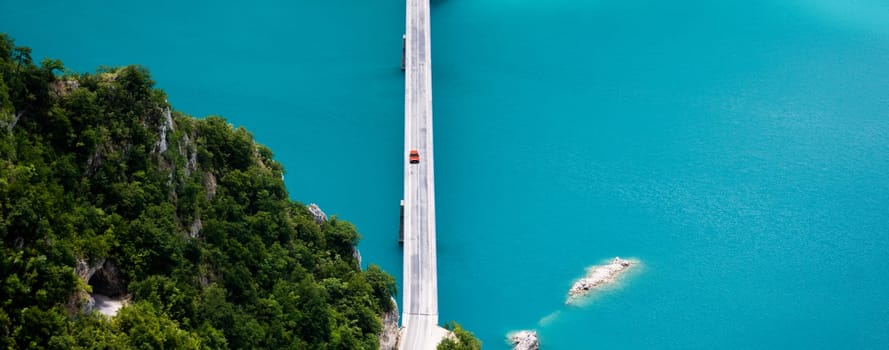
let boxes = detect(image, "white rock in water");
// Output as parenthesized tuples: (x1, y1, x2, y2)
(508, 330, 539, 350)
(567, 257, 636, 304)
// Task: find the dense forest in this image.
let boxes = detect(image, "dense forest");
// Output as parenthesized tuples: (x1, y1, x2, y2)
(0, 34, 403, 349)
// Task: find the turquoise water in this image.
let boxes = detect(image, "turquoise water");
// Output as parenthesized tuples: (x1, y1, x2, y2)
(4, 0, 889, 348)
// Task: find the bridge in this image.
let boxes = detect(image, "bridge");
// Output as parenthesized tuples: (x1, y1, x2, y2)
(398, 0, 447, 347)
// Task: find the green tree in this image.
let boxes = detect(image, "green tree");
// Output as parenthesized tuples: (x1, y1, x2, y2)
(114, 303, 201, 349)
(438, 321, 482, 350)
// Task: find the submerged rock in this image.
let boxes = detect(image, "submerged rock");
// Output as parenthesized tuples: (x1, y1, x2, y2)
(508, 330, 539, 350)
(567, 257, 636, 304)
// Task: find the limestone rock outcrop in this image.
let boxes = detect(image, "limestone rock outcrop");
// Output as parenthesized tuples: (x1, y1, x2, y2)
(89, 260, 127, 297)
(567, 257, 636, 304)
(508, 330, 539, 350)
(379, 297, 400, 350)
(70, 257, 107, 313)
(70, 257, 129, 316)
(75, 257, 106, 284)
(308, 203, 328, 224)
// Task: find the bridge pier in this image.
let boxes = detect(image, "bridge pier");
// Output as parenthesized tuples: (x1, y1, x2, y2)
(401, 34, 406, 71)
(399, 200, 404, 244)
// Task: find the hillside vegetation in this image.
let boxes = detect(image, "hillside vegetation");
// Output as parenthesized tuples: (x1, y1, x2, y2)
(0, 34, 396, 349)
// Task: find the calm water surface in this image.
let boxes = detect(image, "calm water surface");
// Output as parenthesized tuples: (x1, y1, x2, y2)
(3, 0, 889, 348)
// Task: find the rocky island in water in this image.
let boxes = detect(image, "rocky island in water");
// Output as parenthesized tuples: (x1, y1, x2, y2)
(508, 330, 539, 350)
(567, 257, 637, 304)
(505, 257, 638, 349)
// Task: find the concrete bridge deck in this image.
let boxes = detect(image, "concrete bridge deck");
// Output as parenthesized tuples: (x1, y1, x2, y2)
(399, 0, 446, 347)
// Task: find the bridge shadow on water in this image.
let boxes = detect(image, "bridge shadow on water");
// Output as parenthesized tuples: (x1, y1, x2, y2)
(430, 0, 449, 8)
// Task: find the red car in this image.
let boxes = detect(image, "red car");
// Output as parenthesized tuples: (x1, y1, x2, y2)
(409, 150, 420, 164)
